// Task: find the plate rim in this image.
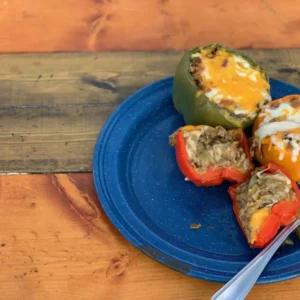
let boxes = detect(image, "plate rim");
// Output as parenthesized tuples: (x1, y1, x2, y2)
(93, 76, 300, 284)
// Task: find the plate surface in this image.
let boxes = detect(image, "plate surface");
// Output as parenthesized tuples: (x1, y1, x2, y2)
(93, 77, 300, 283)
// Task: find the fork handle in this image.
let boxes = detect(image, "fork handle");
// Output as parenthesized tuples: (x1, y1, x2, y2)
(211, 218, 300, 300)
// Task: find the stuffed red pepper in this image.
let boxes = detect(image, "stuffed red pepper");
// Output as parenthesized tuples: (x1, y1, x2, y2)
(169, 125, 253, 186)
(229, 163, 300, 248)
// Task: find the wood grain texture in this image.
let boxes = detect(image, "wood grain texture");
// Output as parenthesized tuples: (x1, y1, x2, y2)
(0, 50, 300, 173)
(0, 173, 299, 300)
(1, 0, 300, 52)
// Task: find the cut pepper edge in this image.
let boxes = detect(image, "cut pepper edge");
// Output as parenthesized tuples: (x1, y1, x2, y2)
(229, 163, 300, 248)
(175, 127, 254, 187)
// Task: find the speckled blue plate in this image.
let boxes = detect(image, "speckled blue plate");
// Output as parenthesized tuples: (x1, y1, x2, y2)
(93, 77, 300, 284)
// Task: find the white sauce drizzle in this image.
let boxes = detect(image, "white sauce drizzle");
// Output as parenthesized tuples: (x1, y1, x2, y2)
(262, 91, 272, 102)
(261, 102, 300, 125)
(249, 73, 257, 82)
(289, 133, 300, 140)
(236, 70, 247, 77)
(205, 88, 220, 99)
(233, 109, 249, 115)
(232, 56, 251, 69)
(202, 68, 211, 79)
(191, 53, 201, 59)
(270, 135, 284, 150)
(288, 133, 300, 162)
(249, 112, 258, 119)
(214, 94, 224, 101)
(255, 121, 300, 142)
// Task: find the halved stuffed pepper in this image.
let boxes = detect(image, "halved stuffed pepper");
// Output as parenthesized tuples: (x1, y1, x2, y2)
(229, 163, 300, 248)
(169, 125, 253, 186)
(252, 95, 300, 182)
(173, 43, 271, 129)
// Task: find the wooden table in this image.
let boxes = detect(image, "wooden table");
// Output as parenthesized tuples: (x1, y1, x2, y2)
(1, 1, 300, 299)
(0, 50, 299, 300)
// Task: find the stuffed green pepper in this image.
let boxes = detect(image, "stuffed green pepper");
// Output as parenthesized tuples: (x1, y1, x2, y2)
(173, 43, 271, 130)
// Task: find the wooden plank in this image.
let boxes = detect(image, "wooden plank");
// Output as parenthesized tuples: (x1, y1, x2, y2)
(0, 50, 300, 173)
(1, 0, 300, 52)
(0, 173, 299, 300)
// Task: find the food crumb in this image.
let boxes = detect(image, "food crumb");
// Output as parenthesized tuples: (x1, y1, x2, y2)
(207, 226, 215, 230)
(184, 177, 190, 181)
(283, 237, 294, 246)
(190, 223, 201, 229)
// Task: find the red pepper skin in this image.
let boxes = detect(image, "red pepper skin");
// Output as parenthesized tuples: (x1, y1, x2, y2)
(229, 163, 300, 248)
(175, 128, 253, 187)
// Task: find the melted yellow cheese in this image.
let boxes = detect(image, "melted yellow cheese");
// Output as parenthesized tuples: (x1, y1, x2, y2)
(249, 207, 271, 244)
(198, 50, 270, 116)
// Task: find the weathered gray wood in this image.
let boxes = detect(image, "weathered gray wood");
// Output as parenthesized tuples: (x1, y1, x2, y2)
(0, 50, 299, 173)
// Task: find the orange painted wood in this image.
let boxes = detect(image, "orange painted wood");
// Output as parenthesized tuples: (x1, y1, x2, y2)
(0, 173, 299, 299)
(1, 0, 300, 52)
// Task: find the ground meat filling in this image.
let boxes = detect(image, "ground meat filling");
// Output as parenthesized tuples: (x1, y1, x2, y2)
(190, 56, 203, 89)
(236, 169, 296, 240)
(170, 126, 250, 174)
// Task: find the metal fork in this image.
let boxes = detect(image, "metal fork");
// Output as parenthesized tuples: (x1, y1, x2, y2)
(211, 218, 300, 300)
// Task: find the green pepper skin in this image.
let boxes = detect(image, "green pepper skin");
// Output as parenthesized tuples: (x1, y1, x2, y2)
(172, 43, 270, 130)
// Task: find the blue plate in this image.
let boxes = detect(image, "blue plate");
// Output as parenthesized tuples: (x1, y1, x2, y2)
(93, 77, 300, 284)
